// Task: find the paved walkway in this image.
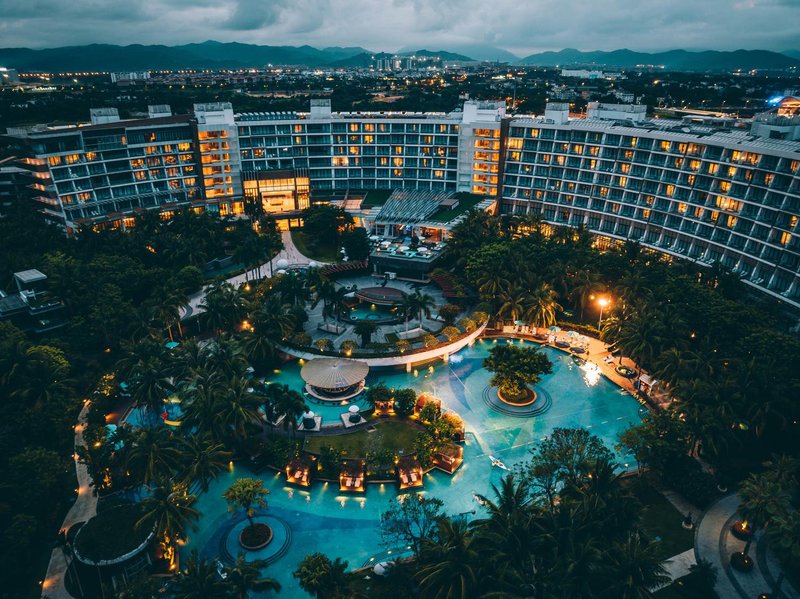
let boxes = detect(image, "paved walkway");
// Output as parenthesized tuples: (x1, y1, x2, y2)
(695, 493, 799, 599)
(182, 231, 321, 320)
(41, 401, 98, 599)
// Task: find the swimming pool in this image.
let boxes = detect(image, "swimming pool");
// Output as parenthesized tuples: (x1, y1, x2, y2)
(186, 338, 646, 597)
(346, 303, 400, 324)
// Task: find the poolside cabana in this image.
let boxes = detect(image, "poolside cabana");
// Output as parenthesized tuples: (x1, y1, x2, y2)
(339, 459, 366, 493)
(397, 456, 424, 490)
(433, 444, 464, 474)
(301, 357, 369, 401)
(285, 456, 314, 487)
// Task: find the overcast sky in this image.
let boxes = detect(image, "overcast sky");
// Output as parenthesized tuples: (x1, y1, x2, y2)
(1, 0, 798, 53)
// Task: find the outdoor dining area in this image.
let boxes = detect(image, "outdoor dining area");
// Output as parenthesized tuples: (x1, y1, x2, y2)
(300, 357, 369, 402)
(397, 456, 424, 490)
(339, 459, 366, 493)
(546, 327, 591, 353)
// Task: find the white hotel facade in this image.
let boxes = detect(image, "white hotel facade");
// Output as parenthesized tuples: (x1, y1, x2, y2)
(5, 97, 800, 307)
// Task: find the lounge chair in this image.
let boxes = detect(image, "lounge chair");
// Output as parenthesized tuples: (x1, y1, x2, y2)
(410, 472, 418, 482)
(400, 473, 409, 484)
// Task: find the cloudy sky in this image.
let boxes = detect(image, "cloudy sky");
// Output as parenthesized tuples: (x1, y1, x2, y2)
(1, 0, 798, 53)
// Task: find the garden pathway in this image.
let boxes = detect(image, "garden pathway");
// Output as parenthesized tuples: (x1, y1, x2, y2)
(695, 493, 799, 599)
(41, 401, 98, 599)
(182, 230, 320, 319)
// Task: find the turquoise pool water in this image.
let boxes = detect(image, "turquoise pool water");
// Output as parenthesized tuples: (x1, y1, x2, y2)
(185, 338, 646, 597)
(347, 303, 399, 323)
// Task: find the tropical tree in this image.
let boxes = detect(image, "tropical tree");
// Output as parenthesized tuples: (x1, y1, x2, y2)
(353, 321, 377, 346)
(269, 383, 307, 438)
(172, 550, 233, 599)
(224, 478, 269, 531)
(200, 282, 249, 335)
(126, 427, 183, 485)
(483, 344, 553, 401)
(216, 375, 262, 443)
(416, 518, 479, 599)
(136, 482, 199, 551)
(568, 269, 602, 320)
(735, 472, 787, 562)
(223, 553, 281, 598)
(381, 495, 444, 558)
(410, 291, 436, 327)
(765, 509, 800, 596)
(293, 552, 349, 598)
(605, 532, 670, 598)
(180, 435, 232, 493)
(523, 282, 562, 331)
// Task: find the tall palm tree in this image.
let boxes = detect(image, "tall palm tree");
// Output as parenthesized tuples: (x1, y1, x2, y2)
(353, 321, 377, 346)
(270, 384, 306, 439)
(275, 271, 309, 306)
(477, 271, 511, 303)
(523, 282, 562, 331)
(216, 376, 262, 443)
(605, 532, 670, 598)
(498, 288, 527, 324)
(126, 427, 183, 485)
(128, 355, 174, 420)
(737, 473, 786, 559)
(568, 269, 602, 320)
(172, 550, 233, 599)
(223, 554, 281, 598)
(200, 282, 250, 335)
(765, 509, 800, 597)
(411, 291, 436, 327)
(616, 309, 666, 372)
(136, 482, 199, 549)
(181, 372, 228, 442)
(204, 335, 249, 377)
(180, 435, 232, 493)
(417, 518, 479, 599)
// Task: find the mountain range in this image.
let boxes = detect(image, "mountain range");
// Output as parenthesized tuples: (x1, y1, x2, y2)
(0, 41, 798, 72)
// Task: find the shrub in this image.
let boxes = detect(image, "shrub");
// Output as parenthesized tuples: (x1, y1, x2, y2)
(472, 311, 489, 324)
(422, 333, 438, 348)
(395, 339, 411, 352)
(457, 317, 476, 333)
(437, 304, 461, 325)
(291, 332, 312, 346)
(340, 340, 358, 353)
(314, 338, 333, 351)
(394, 388, 417, 417)
(418, 401, 441, 425)
(661, 455, 720, 508)
(366, 383, 393, 407)
(442, 326, 462, 342)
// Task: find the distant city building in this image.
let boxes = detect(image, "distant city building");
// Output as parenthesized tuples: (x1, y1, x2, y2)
(4, 97, 800, 307)
(561, 69, 606, 79)
(0, 269, 65, 334)
(110, 71, 150, 83)
(612, 90, 636, 103)
(0, 67, 20, 85)
(0, 156, 30, 212)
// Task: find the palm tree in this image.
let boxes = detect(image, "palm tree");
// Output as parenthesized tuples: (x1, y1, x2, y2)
(204, 335, 249, 376)
(353, 321, 377, 346)
(270, 384, 306, 439)
(128, 355, 174, 421)
(180, 371, 227, 442)
(736, 473, 786, 559)
(126, 427, 183, 485)
(411, 291, 436, 327)
(180, 435, 232, 493)
(765, 509, 800, 596)
(136, 482, 199, 550)
(477, 271, 511, 303)
(568, 269, 602, 320)
(606, 532, 670, 598)
(616, 309, 666, 372)
(275, 271, 309, 306)
(152, 287, 188, 341)
(172, 550, 233, 599)
(224, 554, 281, 598)
(200, 281, 249, 335)
(416, 518, 479, 599)
(498, 288, 527, 324)
(216, 376, 262, 443)
(523, 282, 562, 332)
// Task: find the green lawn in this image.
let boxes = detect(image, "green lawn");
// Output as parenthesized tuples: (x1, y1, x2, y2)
(290, 229, 341, 262)
(305, 419, 420, 458)
(624, 477, 695, 561)
(360, 189, 393, 207)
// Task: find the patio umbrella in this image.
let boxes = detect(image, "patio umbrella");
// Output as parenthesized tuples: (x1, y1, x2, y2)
(567, 331, 579, 338)
(514, 320, 526, 326)
(398, 246, 409, 251)
(548, 326, 561, 333)
(348, 405, 360, 414)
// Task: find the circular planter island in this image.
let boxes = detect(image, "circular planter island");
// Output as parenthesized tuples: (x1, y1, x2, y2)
(497, 386, 538, 407)
(240, 522, 273, 550)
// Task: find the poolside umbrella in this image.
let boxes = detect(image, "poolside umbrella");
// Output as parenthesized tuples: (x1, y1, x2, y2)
(567, 331, 579, 338)
(548, 326, 561, 333)
(301, 357, 369, 391)
(348, 405, 360, 414)
(380, 241, 391, 247)
(398, 246, 409, 252)
(514, 320, 526, 326)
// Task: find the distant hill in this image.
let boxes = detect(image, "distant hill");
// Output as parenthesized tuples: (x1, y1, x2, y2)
(398, 49, 473, 61)
(400, 44, 517, 63)
(0, 41, 372, 71)
(783, 49, 800, 60)
(518, 48, 800, 71)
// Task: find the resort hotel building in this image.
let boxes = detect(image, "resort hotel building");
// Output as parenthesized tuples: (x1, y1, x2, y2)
(3, 96, 800, 308)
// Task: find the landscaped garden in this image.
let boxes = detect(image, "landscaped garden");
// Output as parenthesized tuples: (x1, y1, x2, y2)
(2, 200, 799, 598)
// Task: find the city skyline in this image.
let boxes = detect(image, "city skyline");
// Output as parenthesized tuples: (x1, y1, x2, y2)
(1, 0, 799, 53)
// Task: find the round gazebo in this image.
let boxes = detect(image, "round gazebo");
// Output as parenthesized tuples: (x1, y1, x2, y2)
(301, 357, 369, 401)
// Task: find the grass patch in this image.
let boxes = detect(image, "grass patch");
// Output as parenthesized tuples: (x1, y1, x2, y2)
(74, 504, 151, 562)
(360, 189, 393, 207)
(290, 230, 341, 262)
(624, 477, 695, 561)
(429, 193, 485, 222)
(305, 419, 420, 458)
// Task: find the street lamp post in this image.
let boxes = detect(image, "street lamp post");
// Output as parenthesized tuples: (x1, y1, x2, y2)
(597, 297, 609, 329)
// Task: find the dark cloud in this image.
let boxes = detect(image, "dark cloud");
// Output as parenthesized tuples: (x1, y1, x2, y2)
(1, 0, 798, 52)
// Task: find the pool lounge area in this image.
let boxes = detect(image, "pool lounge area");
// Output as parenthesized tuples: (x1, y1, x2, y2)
(184, 338, 647, 597)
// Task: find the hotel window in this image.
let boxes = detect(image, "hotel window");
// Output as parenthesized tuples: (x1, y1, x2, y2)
(134, 171, 147, 181)
(710, 211, 719, 222)
(618, 177, 628, 187)
(764, 173, 774, 186)
(610, 203, 620, 213)
(363, 135, 374, 144)
(394, 146, 403, 155)
(623, 150, 633, 160)
(589, 146, 600, 156)
(688, 175, 696, 186)
(694, 207, 704, 218)
(719, 181, 731, 193)
(791, 216, 798, 229)
(642, 209, 651, 219)
(715, 197, 741, 212)
(660, 141, 671, 152)
(145, 146, 158, 155)
(48, 156, 62, 166)
(674, 158, 684, 168)
(364, 123, 375, 132)
(349, 146, 360, 155)
(434, 170, 444, 178)
(677, 202, 688, 214)
(392, 157, 404, 167)
(349, 123, 359, 132)
(620, 163, 631, 174)
(294, 125, 303, 133)
(332, 157, 349, 167)
(731, 150, 742, 162)
(791, 160, 800, 173)
(780, 232, 792, 246)
(646, 196, 655, 206)
(726, 215, 737, 228)
(65, 154, 81, 164)
(727, 166, 737, 178)
(689, 160, 700, 172)
(85, 152, 97, 162)
(130, 159, 144, 169)
(707, 163, 719, 175)
(178, 143, 191, 151)
(666, 185, 675, 197)
(393, 169, 403, 177)
(678, 143, 688, 154)
(508, 138, 523, 150)
(630, 137, 637, 147)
